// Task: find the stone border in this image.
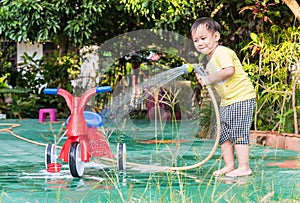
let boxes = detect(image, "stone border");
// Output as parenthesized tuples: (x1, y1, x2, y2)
(250, 130, 300, 152)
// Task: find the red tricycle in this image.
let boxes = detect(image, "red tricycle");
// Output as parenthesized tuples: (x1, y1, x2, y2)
(44, 86, 126, 177)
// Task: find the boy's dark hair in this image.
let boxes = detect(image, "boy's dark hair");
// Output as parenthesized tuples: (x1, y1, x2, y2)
(191, 17, 221, 34)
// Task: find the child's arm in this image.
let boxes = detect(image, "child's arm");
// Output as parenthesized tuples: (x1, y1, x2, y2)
(196, 66, 235, 87)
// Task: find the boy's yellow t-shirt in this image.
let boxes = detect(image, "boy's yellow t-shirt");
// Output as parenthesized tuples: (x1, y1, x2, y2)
(206, 46, 256, 107)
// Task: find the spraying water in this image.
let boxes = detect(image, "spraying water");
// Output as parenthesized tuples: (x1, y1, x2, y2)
(100, 64, 214, 166)
(102, 64, 205, 127)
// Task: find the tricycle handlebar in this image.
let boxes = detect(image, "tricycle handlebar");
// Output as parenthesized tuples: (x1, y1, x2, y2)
(44, 88, 59, 95)
(44, 86, 112, 95)
(96, 86, 112, 93)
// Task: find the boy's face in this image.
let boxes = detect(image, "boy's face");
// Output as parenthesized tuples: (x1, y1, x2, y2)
(191, 24, 220, 57)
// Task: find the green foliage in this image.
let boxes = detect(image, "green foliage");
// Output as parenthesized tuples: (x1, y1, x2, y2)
(120, 0, 214, 34)
(0, 51, 81, 118)
(0, 0, 297, 55)
(0, 0, 107, 52)
(243, 25, 300, 133)
(0, 50, 13, 70)
(5, 93, 36, 118)
(239, 0, 287, 33)
(0, 73, 9, 89)
(0, 43, 15, 82)
(17, 50, 81, 92)
(0, 0, 60, 42)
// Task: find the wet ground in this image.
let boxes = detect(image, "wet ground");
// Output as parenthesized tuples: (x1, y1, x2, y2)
(0, 119, 300, 202)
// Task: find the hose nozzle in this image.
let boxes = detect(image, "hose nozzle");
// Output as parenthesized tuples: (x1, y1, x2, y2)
(182, 63, 195, 74)
(182, 64, 206, 76)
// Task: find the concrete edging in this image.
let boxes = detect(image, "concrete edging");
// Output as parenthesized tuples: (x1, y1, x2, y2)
(250, 130, 300, 152)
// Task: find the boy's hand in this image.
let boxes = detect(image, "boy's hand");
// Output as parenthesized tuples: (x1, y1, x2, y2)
(196, 73, 210, 87)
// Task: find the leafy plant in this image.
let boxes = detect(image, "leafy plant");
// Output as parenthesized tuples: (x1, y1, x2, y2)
(0, 73, 9, 89)
(243, 25, 300, 133)
(0, 50, 82, 118)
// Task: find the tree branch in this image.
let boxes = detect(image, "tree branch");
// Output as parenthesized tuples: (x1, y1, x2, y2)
(283, 0, 300, 21)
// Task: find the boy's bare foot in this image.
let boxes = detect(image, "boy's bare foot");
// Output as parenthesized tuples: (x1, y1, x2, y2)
(225, 168, 252, 177)
(213, 166, 235, 176)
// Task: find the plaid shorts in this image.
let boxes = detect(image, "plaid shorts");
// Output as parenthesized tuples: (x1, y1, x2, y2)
(219, 98, 256, 145)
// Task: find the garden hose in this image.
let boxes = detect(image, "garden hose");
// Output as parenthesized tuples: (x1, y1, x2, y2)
(0, 123, 48, 147)
(98, 64, 221, 171)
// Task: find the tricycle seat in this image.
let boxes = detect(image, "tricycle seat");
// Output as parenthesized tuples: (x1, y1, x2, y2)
(66, 111, 103, 127)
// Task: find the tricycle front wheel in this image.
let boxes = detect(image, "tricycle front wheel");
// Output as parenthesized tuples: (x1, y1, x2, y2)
(69, 142, 84, 177)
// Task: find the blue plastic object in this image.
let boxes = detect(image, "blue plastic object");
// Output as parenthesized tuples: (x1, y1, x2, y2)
(65, 111, 103, 127)
(96, 86, 112, 93)
(44, 88, 59, 95)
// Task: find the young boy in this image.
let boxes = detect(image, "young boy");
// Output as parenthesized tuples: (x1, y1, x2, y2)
(191, 17, 256, 177)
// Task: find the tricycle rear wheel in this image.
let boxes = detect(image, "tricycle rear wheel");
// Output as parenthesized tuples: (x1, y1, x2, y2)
(45, 144, 56, 169)
(117, 143, 126, 171)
